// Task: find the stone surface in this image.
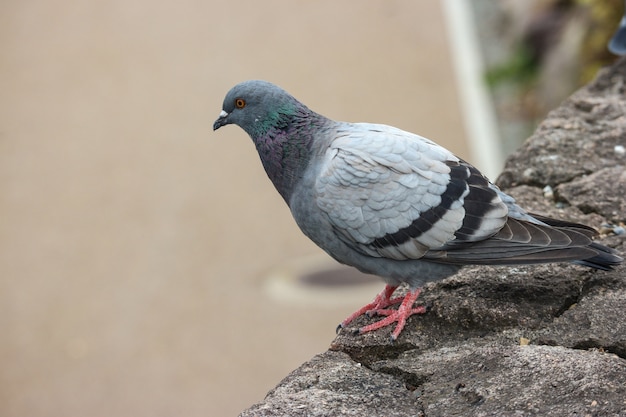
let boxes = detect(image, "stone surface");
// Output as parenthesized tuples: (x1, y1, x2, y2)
(239, 58, 626, 417)
(239, 351, 422, 417)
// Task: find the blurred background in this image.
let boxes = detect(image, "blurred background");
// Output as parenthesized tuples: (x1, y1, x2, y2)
(0, 0, 622, 416)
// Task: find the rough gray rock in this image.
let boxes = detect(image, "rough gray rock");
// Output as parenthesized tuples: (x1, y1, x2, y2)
(239, 58, 626, 417)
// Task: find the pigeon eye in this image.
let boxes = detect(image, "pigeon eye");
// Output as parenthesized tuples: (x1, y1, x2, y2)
(235, 98, 246, 109)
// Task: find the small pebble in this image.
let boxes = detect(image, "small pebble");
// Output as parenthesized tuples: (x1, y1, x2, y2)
(542, 185, 553, 199)
(599, 223, 626, 235)
(615, 145, 625, 156)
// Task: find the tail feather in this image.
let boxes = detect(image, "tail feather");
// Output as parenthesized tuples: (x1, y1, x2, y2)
(431, 216, 623, 270)
(533, 214, 623, 270)
(573, 242, 623, 271)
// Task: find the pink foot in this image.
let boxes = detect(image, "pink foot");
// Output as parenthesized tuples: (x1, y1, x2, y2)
(338, 286, 426, 341)
(337, 284, 400, 331)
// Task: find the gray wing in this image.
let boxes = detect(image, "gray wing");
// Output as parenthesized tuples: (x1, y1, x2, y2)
(315, 123, 509, 261)
(315, 123, 603, 266)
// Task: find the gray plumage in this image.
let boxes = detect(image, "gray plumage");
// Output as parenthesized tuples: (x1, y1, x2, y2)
(213, 80, 622, 340)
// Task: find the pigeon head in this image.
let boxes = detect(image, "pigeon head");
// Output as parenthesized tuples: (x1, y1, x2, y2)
(213, 80, 331, 203)
(213, 80, 305, 139)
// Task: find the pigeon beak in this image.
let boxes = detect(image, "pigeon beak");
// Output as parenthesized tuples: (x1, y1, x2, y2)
(213, 110, 229, 131)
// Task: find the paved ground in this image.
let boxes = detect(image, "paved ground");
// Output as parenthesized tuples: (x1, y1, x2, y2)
(0, 1, 467, 415)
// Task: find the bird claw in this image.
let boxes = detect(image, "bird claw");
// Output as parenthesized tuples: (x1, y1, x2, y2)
(337, 287, 426, 340)
(358, 304, 426, 339)
(337, 284, 399, 329)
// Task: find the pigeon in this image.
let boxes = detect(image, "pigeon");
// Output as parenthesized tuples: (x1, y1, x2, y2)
(213, 80, 623, 341)
(609, 2, 626, 55)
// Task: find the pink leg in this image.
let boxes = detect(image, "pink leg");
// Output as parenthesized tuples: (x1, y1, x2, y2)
(358, 288, 425, 341)
(337, 284, 401, 331)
